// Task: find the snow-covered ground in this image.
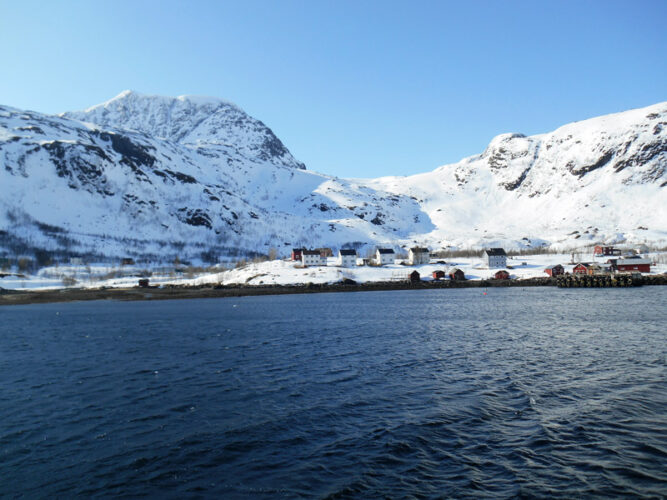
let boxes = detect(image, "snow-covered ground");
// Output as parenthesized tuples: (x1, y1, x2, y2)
(1, 94, 666, 263)
(2, 252, 665, 291)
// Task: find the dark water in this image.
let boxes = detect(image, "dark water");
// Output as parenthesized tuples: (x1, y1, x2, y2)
(1, 288, 666, 498)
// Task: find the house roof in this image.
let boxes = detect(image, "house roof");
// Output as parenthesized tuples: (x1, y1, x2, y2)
(291, 248, 304, 252)
(410, 247, 430, 253)
(339, 249, 357, 256)
(617, 259, 651, 265)
(545, 264, 564, 269)
(449, 267, 464, 273)
(302, 250, 321, 256)
(485, 248, 507, 256)
(377, 248, 395, 254)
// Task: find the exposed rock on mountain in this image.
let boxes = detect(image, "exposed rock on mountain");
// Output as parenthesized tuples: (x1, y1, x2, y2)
(0, 92, 665, 263)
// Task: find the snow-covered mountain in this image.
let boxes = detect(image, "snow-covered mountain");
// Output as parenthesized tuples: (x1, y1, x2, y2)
(62, 90, 306, 171)
(0, 91, 430, 263)
(367, 102, 667, 251)
(0, 91, 665, 264)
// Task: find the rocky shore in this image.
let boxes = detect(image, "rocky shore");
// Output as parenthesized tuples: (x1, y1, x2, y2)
(2, 275, 666, 306)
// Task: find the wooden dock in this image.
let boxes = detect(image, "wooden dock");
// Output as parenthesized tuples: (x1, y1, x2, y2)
(556, 274, 643, 288)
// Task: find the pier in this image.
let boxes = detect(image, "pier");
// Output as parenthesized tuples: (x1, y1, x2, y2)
(556, 274, 643, 288)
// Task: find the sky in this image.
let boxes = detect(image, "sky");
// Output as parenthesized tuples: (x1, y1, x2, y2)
(1, 0, 666, 178)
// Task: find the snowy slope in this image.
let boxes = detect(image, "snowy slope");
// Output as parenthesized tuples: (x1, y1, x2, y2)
(0, 93, 665, 265)
(366, 102, 667, 250)
(0, 93, 430, 263)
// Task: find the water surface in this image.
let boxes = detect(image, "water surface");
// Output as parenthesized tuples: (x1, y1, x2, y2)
(1, 287, 665, 497)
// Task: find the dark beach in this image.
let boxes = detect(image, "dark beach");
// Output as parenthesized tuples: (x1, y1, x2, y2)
(2, 275, 666, 306)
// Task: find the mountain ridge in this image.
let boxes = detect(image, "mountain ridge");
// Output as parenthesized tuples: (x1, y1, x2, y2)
(1, 93, 665, 264)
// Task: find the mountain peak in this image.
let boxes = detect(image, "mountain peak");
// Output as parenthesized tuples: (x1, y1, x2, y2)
(87, 90, 241, 113)
(62, 91, 305, 170)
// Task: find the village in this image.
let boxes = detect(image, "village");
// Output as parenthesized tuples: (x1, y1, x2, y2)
(0, 242, 664, 293)
(286, 244, 655, 284)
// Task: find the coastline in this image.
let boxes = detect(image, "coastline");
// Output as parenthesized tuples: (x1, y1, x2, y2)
(2, 275, 666, 306)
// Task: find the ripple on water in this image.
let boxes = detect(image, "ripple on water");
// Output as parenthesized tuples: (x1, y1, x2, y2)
(0, 288, 665, 498)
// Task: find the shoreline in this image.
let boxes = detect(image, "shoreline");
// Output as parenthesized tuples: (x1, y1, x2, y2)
(1, 275, 666, 306)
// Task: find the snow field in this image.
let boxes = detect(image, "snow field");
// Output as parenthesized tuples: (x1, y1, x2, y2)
(2, 253, 665, 291)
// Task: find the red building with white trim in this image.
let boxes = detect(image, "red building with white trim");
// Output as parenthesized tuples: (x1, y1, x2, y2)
(615, 258, 651, 273)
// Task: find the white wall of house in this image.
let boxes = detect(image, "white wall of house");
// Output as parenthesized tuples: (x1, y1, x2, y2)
(338, 253, 357, 267)
(376, 250, 395, 265)
(409, 249, 430, 265)
(487, 255, 507, 268)
(302, 253, 326, 266)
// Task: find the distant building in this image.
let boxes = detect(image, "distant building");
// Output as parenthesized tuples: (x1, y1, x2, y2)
(615, 258, 651, 273)
(587, 263, 604, 275)
(408, 247, 430, 265)
(375, 248, 395, 266)
(544, 264, 564, 277)
(432, 270, 446, 280)
(574, 262, 611, 275)
(484, 248, 507, 268)
(408, 270, 421, 283)
(594, 245, 621, 257)
(138, 278, 150, 288)
(302, 250, 326, 267)
(317, 247, 334, 258)
(573, 263, 592, 274)
(449, 268, 465, 281)
(494, 270, 510, 280)
(121, 257, 135, 266)
(338, 249, 357, 267)
(291, 248, 304, 261)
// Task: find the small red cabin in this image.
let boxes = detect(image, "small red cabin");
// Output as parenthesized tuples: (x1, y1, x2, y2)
(432, 270, 446, 280)
(544, 264, 564, 277)
(138, 278, 150, 288)
(494, 270, 510, 280)
(449, 268, 465, 281)
(594, 246, 621, 257)
(572, 263, 590, 274)
(291, 248, 304, 261)
(409, 270, 421, 283)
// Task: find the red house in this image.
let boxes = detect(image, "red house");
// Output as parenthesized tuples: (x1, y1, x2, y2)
(409, 270, 421, 283)
(449, 268, 465, 281)
(572, 263, 591, 274)
(432, 270, 446, 280)
(594, 245, 621, 256)
(616, 258, 651, 273)
(544, 264, 564, 276)
(494, 270, 510, 280)
(291, 248, 304, 261)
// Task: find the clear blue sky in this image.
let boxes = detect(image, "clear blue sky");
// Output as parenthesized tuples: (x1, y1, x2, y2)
(1, 0, 666, 178)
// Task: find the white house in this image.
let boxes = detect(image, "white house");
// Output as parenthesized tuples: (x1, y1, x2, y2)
(485, 248, 507, 268)
(375, 248, 395, 265)
(408, 247, 430, 265)
(338, 249, 357, 267)
(302, 250, 326, 267)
